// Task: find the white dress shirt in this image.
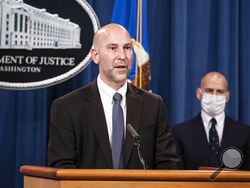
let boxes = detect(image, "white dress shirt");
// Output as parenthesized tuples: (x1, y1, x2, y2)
(201, 110, 225, 146)
(97, 75, 127, 145)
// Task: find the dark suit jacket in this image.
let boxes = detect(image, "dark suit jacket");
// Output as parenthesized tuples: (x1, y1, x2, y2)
(172, 114, 250, 170)
(47, 79, 180, 169)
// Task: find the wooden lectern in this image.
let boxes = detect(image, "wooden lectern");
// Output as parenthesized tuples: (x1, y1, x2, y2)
(20, 165, 250, 188)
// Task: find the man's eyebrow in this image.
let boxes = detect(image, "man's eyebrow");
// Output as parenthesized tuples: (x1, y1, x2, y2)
(123, 43, 132, 48)
(217, 89, 226, 92)
(107, 43, 118, 46)
(106, 43, 132, 47)
(125, 43, 132, 46)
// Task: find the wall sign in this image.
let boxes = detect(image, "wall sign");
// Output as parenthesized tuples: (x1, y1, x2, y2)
(0, 0, 100, 89)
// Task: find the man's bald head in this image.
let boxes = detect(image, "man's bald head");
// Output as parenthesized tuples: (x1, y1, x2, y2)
(200, 72, 228, 91)
(90, 23, 133, 90)
(93, 24, 131, 49)
(197, 72, 231, 116)
(197, 71, 230, 103)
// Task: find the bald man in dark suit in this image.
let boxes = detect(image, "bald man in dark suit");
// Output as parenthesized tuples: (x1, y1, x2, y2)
(47, 24, 180, 169)
(172, 72, 250, 170)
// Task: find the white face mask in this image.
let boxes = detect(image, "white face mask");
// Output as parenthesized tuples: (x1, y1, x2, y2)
(201, 92, 226, 116)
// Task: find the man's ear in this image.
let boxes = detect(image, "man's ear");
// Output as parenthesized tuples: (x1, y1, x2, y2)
(196, 88, 202, 101)
(91, 48, 99, 64)
(226, 91, 230, 103)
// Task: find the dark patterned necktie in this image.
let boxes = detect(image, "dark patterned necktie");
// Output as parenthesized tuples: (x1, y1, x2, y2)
(209, 118, 220, 166)
(112, 92, 124, 169)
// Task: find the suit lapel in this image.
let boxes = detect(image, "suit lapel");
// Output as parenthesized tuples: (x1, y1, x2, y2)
(124, 84, 143, 167)
(192, 114, 212, 164)
(220, 116, 234, 152)
(85, 80, 113, 168)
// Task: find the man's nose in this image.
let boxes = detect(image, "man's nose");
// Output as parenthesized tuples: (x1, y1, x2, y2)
(212, 91, 217, 95)
(117, 48, 125, 59)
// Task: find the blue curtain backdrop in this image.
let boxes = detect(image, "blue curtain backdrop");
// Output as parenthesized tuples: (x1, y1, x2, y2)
(1, 0, 250, 187)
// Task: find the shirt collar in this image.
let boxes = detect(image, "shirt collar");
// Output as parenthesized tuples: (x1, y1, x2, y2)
(201, 110, 225, 128)
(97, 74, 127, 105)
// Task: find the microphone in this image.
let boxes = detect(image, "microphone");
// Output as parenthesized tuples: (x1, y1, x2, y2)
(126, 124, 147, 169)
(127, 123, 140, 141)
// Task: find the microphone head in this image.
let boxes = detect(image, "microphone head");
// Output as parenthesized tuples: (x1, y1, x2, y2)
(127, 123, 140, 141)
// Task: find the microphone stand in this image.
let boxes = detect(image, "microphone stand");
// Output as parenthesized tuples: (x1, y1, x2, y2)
(127, 123, 147, 169)
(134, 136, 147, 169)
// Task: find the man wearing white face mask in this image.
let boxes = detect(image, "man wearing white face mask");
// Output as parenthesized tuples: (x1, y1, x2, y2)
(172, 72, 250, 170)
